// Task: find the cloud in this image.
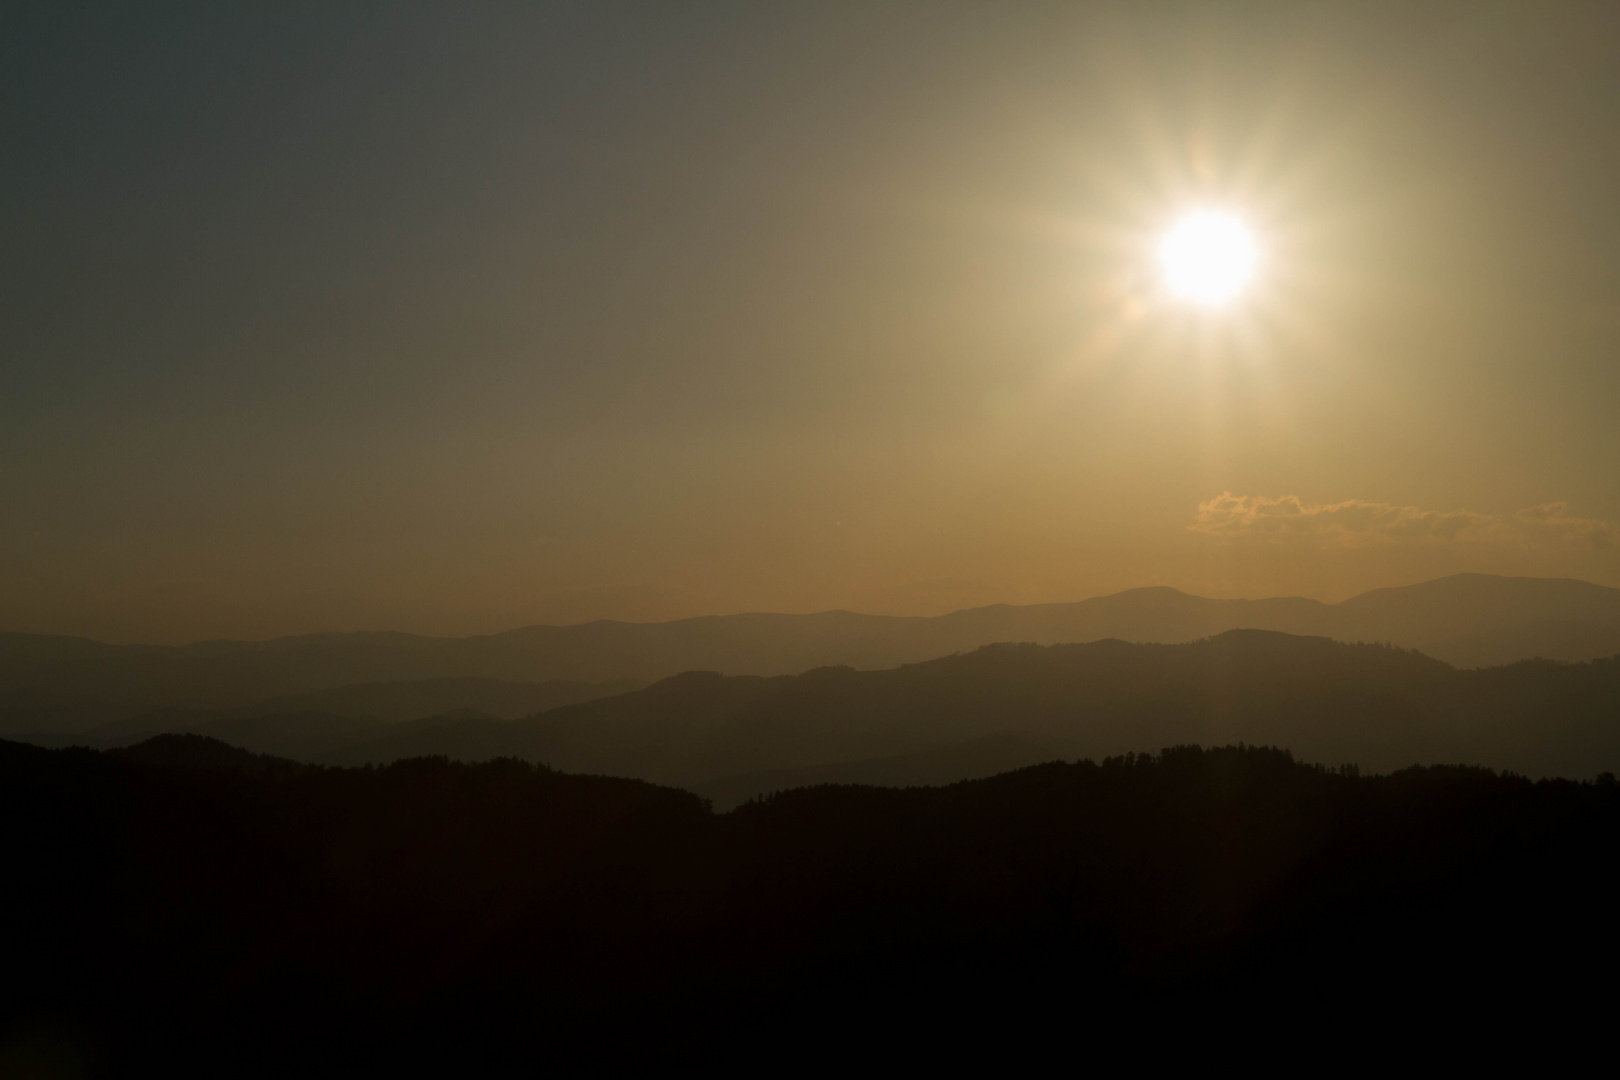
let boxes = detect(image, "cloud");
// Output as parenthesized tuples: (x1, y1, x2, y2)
(1513, 503, 1620, 550)
(1191, 493, 1618, 550)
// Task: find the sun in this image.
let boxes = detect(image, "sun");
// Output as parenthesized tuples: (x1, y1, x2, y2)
(1157, 211, 1258, 307)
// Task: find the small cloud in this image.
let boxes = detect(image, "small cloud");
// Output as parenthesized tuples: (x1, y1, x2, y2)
(1514, 503, 1620, 550)
(1190, 493, 1616, 550)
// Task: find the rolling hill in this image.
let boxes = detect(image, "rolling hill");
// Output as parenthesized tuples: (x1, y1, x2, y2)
(46, 630, 1619, 808)
(14, 676, 643, 758)
(5, 736, 1616, 1066)
(5, 573, 1618, 735)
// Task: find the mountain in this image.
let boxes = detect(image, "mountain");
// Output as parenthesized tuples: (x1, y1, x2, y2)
(87, 630, 1616, 807)
(5, 737, 1617, 1066)
(1327, 573, 1620, 665)
(5, 573, 1619, 734)
(15, 676, 644, 761)
(689, 731, 1061, 810)
(0, 670, 643, 738)
(235, 675, 644, 721)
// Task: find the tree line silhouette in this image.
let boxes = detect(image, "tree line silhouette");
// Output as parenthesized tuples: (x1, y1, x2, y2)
(3, 734, 1616, 1070)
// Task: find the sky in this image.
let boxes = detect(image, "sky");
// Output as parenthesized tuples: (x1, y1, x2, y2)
(4, 2, 1620, 643)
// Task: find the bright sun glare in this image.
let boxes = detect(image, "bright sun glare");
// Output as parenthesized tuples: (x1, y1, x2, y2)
(1158, 211, 1257, 307)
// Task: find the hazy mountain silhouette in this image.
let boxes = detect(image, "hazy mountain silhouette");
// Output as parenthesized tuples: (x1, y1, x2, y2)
(494, 631, 1620, 800)
(3, 673, 640, 741)
(5, 573, 1618, 735)
(15, 677, 641, 761)
(235, 675, 644, 721)
(55, 630, 1616, 806)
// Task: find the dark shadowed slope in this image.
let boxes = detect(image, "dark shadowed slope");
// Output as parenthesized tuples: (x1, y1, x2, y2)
(689, 732, 1062, 810)
(4, 738, 1617, 1067)
(149, 631, 1620, 805)
(5, 574, 1618, 734)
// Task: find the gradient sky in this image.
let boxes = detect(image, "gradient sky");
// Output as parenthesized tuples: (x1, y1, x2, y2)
(5, 2, 1620, 643)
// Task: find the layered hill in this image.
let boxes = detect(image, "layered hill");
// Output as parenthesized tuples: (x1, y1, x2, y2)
(48, 631, 1620, 808)
(5, 573, 1619, 735)
(5, 737, 1616, 1066)
(434, 631, 1620, 803)
(14, 676, 643, 757)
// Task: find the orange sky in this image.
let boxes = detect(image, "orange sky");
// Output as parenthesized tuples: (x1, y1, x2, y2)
(4, 4, 1618, 643)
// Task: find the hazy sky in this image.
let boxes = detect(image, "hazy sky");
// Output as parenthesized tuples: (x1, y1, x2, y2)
(5, 2, 1620, 643)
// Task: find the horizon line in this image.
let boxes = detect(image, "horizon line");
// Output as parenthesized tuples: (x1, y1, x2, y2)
(6, 571, 1613, 650)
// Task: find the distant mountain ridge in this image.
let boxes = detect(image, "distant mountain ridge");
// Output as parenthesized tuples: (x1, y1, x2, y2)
(15, 676, 643, 753)
(442, 631, 1620, 801)
(5, 573, 1620, 734)
(39, 631, 1620, 809)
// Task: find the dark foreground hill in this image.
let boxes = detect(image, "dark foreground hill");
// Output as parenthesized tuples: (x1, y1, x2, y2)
(81, 631, 1619, 807)
(7, 573, 1620, 734)
(2, 737, 1614, 1070)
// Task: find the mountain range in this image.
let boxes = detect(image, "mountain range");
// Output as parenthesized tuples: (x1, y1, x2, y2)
(27, 630, 1620, 809)
(6, 573, 1620, 736)
(9, 735, 1615, 1065)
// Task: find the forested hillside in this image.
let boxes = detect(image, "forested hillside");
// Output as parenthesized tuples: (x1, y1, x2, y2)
(3, 737, 1613, 1069)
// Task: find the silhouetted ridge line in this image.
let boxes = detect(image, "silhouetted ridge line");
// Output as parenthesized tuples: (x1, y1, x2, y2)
(3, 738, 1615, 1067)
(5, 573, 1619, 737)
(26, 630, 1610, 807)
(111, 733, 297, 773)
